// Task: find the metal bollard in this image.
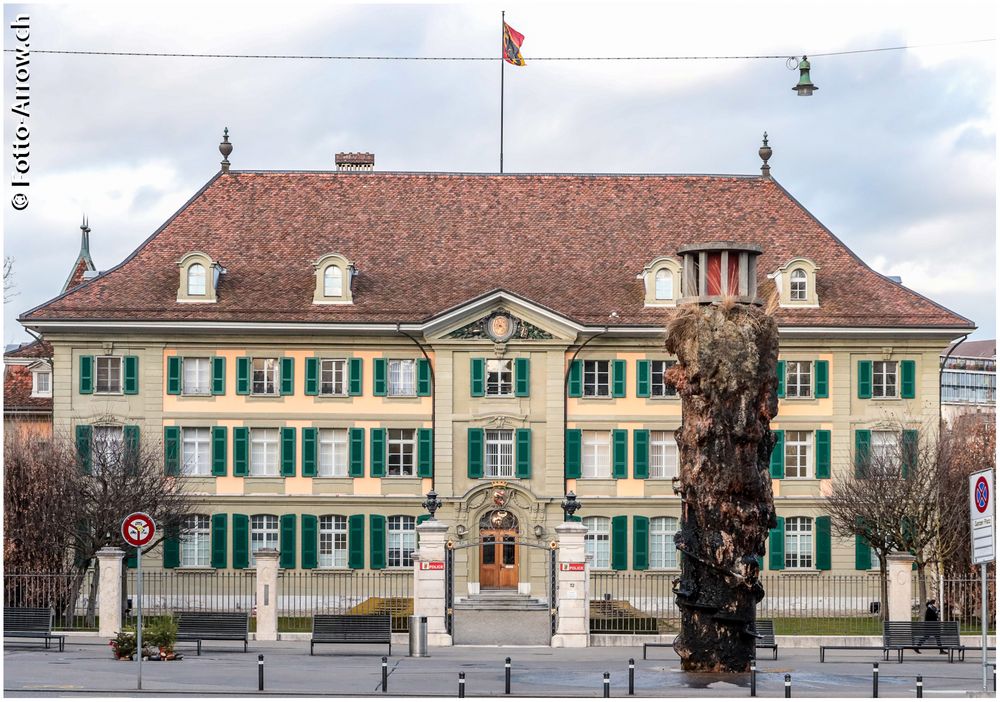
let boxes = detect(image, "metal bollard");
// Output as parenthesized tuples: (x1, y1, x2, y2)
(784, 673, 791, 698)
(750, 661, 757, 697)
(628, 658, 635, 696)
(873, 662, 879, 698)
(505, 657, 511, 695)
(916, 675, 922, 698)
(603, 672, 610, 698)
(258, 654, 264, 691)
(382, 656, 388, 693)
(993, 663, 996, 692)
(458, 672, 465, 698)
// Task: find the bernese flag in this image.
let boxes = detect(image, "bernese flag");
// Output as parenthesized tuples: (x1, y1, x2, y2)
(503, 22, 525, 66)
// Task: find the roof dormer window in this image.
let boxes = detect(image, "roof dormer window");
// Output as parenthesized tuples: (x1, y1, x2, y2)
(790, 268, 807, 301)
(313, 253, 355, 305)
(640, 256, 681, 307)
(655, 269, 673, 300)
(177, 252, 220, 303)
(770, 258, 820, 308)
(324, 265, 343, 297)
(188, 263, 207, 296)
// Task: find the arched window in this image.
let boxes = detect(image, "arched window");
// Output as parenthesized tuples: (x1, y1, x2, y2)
(324, 265, 343, 297)
(187, 263, 206, 296)
(583, 516, 611, 569)
(650, 516, 679, 569)
(790, 268, 807, 301)
(655, 269, 673, 300)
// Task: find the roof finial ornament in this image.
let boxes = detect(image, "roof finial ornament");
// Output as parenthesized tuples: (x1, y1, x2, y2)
(80, 214, 91, 255)
(759, 132, 772, 179)
(219, 127, 233, 174)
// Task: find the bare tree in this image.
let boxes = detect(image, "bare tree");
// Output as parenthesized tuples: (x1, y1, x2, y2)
(3, 256, 17, 303)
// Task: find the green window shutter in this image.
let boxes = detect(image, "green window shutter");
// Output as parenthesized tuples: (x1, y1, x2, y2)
(79, 355, 94, 394)
(236, 357, 251, 395)
(768, 516, 785, 571)
(305, 358, 319, 396)
(815, 429, 831, 479)
(633, 516, 650, 571)
(370, 428, 386, 478)
(418, 428, 434, 478)
(232, 514, 249, 569)
(163, 530, 180, 569)
(301, 514, 318, 570)
(514, 357, 530, 397)
(769, 429, 785, 479)
(636, 360, 650, 398)
(211, 514, 227, 569)
(565, 429, 582, 479)
(467, 428, 484, 479)
(857, 360, 872, 399)
(348, 514, 365, 569)
(124, 356, 139, 395)
(349, 428, 365, 477)
(854, 429, 871, 478)
(212, 426, 228, 477)
(902, 429, 918, 478)
(279, 514, 296, 569)
(470, 358, 485, 397)
(233, 427, 249, 477)
(373, 358, 387, 396)
(417, 358, 432, 396)
(211, 356, 226, 395)
(900, 360, 916, 399)
(124, 425, 140, 458)
(611, 515, 628, 571)
(164, 426, 180, 476)
(301, 428, 318, 477)
(612, 429, 628, 479)
(568, 360, 582, 398)
(516, 428, 531, 479)
(855, 533, 872, 570)
(776, 360, 786, 399)
(633, 429, 650, 479)
(280, 357, 295, 396)
(167, 356, 182, 395)
(612, 359, 627, 398)
(76, 424, 92, 474)
(281, 427, 296, 477)
(370, 515, 387, 570)
(814, 360, 829, 398)
(815, 516, 832, 571)
(348, 358, 363, 396)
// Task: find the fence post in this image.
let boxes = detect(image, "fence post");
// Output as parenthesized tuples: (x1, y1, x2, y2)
(413, 519, 452, 646)
(551, 521, 590, 648)
(97, 547, 125, 638)
(886, 554, 916, 622)
(254, 549, 280, 641)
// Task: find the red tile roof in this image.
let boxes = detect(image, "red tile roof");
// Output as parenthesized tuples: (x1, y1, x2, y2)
(5, 339, 52, 359)
(64, 257, 92, 292)
(4, 339, 52, 414)
(942, 339, 995, 358)
(20, 172, 974, 330)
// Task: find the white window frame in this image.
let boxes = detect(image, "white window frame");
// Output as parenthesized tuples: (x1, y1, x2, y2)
(31, 368, 52, 397)
(655, 268, 673, 300)
(785, 361, 813, 399)
(250, 514, 279, 566)
(387, 359, 416, 397)
(252, 358, 280, 396)
(650, 360, 677, 398)
(250, 428, 280, 477)
(873, 361, 898, 399)
(182, 357, 211, 396)
(582, 360, 611, 398)
(319, 359, 348, 396)
(790, 268, 807, 301)
(650, 516, 680, 569)
(485, 359, 514, 397)
(583, 516, 611, 569)
(649, 430, 678, 479)
(387, 515, 416, 568)
(182, 427, 212, 476)
(180, 515, 211, 567)
(784, 430, 812, 479)
(387, 428, 416, 477)
(784, 516, 813, 569)
(318, 428, 349, 478)
(582, 430, 612, 479)
(187, 263, 207, 296)
(95, 356, 123, 395)
(323, 265, 343, 297)
(485, 429, 515, 478)
(319, 515, 348, 568)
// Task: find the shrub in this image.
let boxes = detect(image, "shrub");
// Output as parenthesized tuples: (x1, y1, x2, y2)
(145, 617, 178, 654)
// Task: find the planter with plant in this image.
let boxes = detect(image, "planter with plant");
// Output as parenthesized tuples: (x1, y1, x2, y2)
(145, 617, 180, 660)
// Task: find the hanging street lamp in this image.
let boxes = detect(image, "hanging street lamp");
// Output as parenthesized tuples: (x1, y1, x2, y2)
(793, 55, 818, 96)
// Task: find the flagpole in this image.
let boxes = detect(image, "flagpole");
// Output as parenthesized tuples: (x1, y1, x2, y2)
(500, 10, 505, 174)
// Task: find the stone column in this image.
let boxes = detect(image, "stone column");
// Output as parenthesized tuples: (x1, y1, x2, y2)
(887, 553, 916, 622)
(96, 547, 125, 638)
(413, 519, 452, 646)
(254, 549, 280, 641)
(551, 521, 589, 648)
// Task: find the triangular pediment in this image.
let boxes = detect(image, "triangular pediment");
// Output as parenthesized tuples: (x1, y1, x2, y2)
(423, 290, 582, 342)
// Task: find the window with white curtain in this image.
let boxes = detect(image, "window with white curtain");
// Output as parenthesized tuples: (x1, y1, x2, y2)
(250, 514, 279, 566)
(388, 360, 416, 396)
(250, 428, 280, 476)
(583, 516, 611, 569)
(649, 431, 678, 479)
(318, 429, 349, 477)
(182, 427, 211, 476)
(183, 357, 211, 395)
(650, 516, 679, 569)
(188, 263, 207, 296)
(655, 268, 673, 300)
(324, 266, 343, 297)
(180, 515, 211, 567)
(582, 431, 611, 479)
(485, 429, 514, 478)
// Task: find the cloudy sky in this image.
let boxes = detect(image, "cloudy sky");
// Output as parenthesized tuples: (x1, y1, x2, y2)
(3, 1, 995, 345)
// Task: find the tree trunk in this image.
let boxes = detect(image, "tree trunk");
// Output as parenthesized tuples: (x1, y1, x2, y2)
(665, 303, 779, 672)
(879, 559, 889, 621)
(85, 567, 99, 628)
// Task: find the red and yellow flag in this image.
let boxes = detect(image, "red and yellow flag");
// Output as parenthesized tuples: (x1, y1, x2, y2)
(503, 22, 525, 66)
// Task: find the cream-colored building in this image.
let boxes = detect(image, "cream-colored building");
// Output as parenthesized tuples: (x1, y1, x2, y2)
(20, 146, 974, 597)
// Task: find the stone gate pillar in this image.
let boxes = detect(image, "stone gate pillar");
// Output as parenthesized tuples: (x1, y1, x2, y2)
(413, 519, 452, 646)
(254, 549, 280, 641)
(887, 553, 916, 621)
(551, 521, 590, 648)
(96, 547, 124, 638)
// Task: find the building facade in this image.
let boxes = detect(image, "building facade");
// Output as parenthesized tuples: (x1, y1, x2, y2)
(940, 339, 995, 426)
(19, 147, 974, 598)
(3, 339, 53, 438)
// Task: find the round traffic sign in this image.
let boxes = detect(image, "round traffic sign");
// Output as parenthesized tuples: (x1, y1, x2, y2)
(121, 512, 156, 547)
(975, 476, 990, 514)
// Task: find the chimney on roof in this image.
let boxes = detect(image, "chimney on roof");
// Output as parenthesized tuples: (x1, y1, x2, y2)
(336, 152, 375, 172)
(758, 132, 772, 179)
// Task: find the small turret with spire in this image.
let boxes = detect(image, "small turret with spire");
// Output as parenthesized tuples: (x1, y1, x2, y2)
(758, 132, 772, 179)
(62, 215, 98, 292)
(219, 127, 233, 173)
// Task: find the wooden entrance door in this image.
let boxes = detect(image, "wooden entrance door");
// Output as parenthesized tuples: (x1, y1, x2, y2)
(479, 529, 518, 589)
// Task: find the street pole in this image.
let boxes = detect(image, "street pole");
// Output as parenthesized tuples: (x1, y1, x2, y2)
(982, 562, 988, 692)
(500, 10, 505, 174)
(136, 546, 143, 690)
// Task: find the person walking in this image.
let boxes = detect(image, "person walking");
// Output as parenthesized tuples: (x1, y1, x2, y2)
(914, 598, 946, 653)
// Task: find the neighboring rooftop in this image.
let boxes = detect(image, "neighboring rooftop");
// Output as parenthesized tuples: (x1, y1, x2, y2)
(942, 339, 996, 359)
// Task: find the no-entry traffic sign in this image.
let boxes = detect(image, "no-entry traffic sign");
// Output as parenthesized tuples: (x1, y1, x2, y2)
(121, 512, 156, 548)
(969, 470, 994, 565)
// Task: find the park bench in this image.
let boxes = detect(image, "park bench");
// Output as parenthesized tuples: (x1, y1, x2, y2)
(643, 619, 777, 660)
(887, 621, 972, 663)
(175, 611, 249, 655)
(3, 607, 66, 652)
(310, 614, 392, 655)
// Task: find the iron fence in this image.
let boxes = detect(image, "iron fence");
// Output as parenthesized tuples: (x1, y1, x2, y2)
(4, 571, 99, 631)
(278, 570, 413, 632)
(913, 574, 996, 634)
(124, 570, 256, 627)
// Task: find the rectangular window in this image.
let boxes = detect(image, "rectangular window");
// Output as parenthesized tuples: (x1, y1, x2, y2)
(387, 428, 416, 476)
(784, 430, 812, 479)
(785, 361, 813, 399)
(485, 359, 514, 397)
(250, 515, 279, 566)
(784, 516, 813, 569)
(252, 358, 280, 396)
(650, 360, 677, 397)
(873, 361, 898, 398)
(583, 517, 611, 569)
(871, 431, 901, 475)
(388, 359, 416, 397)
(92, 425, 125, 468)
(31, 370, 51, 397)
(320, 359, 348, 396)
(95, 356, 122, 394)
(649, 430, 678, 479)
(318, 429, 349, 477)
(583, 360, 611, 398)
(319, 515, 348, 568)
(388, 515, 416, 568)
(180, 515, 211, 567)
(182, 357, 211, 395)
(250, 428, 280, 476)
(582, 431, 611, 479)
(182, 427, 211, 476)
(485, 429, 515, 478)
(650, 517, 680, 569)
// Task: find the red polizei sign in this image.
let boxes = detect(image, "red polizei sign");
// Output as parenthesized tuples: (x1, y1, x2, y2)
(420, 561, 445, 570)
(560, 563, 586, 572)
